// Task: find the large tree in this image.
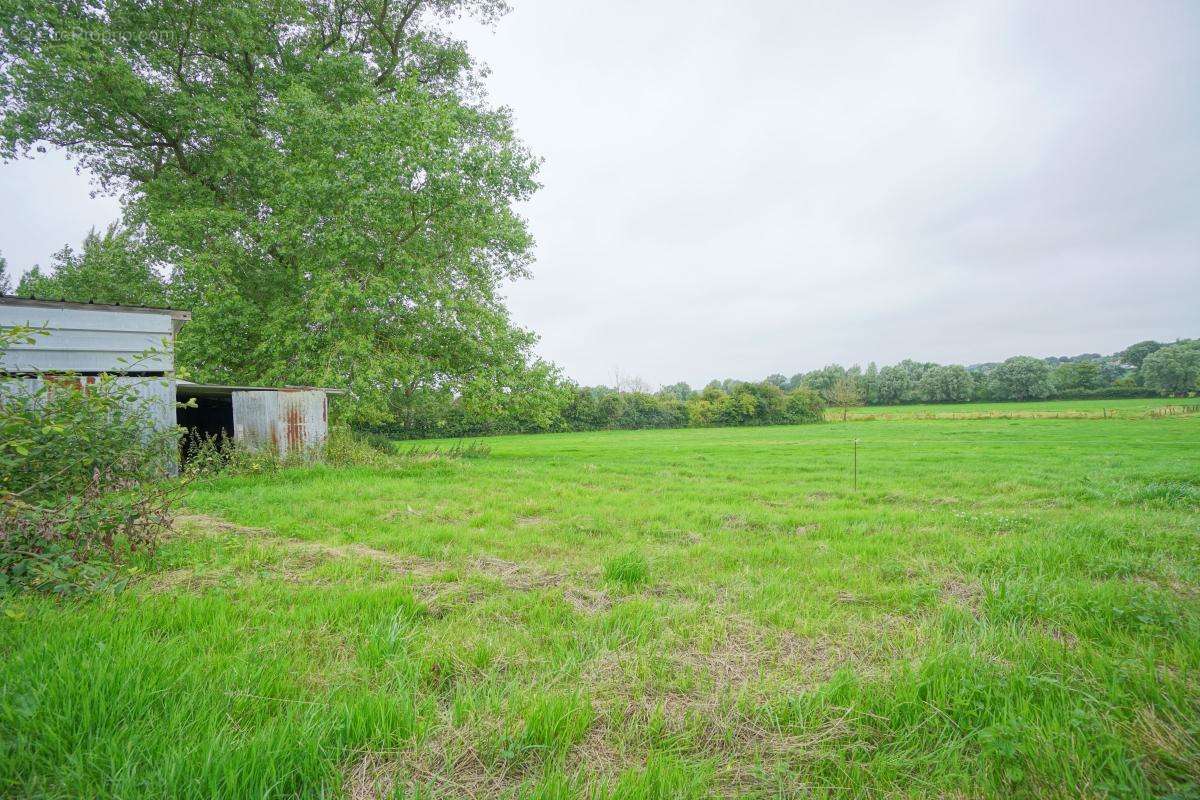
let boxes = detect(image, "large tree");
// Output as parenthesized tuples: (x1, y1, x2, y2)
(1141, 343, 1200, 396)
(1, 0, 538, 421)
(989, 356, 1053, 401)
(1117, 340, 1163, 370)
(917, 364, 973, 403)
(1050, 360, 1104, 393)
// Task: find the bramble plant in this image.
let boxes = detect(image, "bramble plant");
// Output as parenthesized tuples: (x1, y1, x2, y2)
(0, 326, 182, 594)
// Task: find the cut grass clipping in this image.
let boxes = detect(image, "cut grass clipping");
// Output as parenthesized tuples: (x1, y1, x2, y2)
(2, 400, 1199, 799)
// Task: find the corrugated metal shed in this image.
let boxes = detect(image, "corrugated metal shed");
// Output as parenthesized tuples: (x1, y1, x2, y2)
(0, 297, 190, 374)
(3, 296, 339, 463)
(176, 383, 333, 457)
(0, 375, 176, 434)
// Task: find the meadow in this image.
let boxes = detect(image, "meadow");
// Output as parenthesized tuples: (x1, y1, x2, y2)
(831, 396, 1191, 420)
(2, 405, 1199, 798)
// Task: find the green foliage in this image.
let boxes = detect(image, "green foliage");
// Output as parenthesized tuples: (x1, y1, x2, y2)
(15, 225, 168, 307)
(988, 356, 1053, 401)
(918, 364, 974, 403)
(0, 252, 11, 293)
(826, 375, 865, 418)
(1051, 360, 1104, 393)
(365, 379, 826, 439)
(0, 0, 538, 424)
(1141, 342, 1200, 396)
(1118, 340, 1164, 369)
(875, 362, 932, 404)
(0, 328, 180, 594)
(784, 386, 825, 423)
(322, 426, 397, 468)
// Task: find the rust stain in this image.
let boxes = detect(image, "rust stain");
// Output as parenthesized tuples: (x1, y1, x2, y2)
(285, 405, 303, 453)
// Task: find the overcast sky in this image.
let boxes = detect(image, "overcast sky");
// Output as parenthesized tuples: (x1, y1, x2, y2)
(1, 1, 1197, 387)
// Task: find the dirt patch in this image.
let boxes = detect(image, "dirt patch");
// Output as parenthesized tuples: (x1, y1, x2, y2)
(515, 515, 548, 527)
(176, 513, 447, 577)
(668, 617, 855, 691)
(792, 524, 819, 536)
(386, 718, 529, 800)
(344, 753, 396, 800)
(940, 577, 982, 611)
(1130, 574, 1200, 601)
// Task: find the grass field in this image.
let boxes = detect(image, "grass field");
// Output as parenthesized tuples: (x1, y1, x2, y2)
(3, 408, 1200, 798)
(832, 397, 1195, 420)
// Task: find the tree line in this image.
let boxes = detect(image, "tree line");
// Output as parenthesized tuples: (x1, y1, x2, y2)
(355, 336, 1194, 439)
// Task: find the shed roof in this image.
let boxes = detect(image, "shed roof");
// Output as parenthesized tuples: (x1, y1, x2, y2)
(0, 295, 191, 320)
(177, 381, 344, 397)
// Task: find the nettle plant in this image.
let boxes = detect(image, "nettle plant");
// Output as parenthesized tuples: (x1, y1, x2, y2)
(0, 326, 182, 594)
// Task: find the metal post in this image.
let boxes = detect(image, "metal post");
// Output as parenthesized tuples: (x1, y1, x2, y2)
(853, 439, 858, 491)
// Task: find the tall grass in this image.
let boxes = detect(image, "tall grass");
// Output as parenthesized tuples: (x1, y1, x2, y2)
(3, 408, 1199, 798)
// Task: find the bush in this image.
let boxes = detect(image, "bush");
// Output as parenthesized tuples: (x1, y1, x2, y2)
(784, 387, 825, 423)
(180, 430, 290, 478)
(323, 426, 397, 467)
(1, 328, 182, 593)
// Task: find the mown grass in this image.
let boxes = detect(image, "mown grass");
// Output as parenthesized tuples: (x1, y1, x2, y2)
(2, 409, 1199, 798)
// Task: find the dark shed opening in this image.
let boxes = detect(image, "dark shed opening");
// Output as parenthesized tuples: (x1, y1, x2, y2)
(176, 383, 235, 461)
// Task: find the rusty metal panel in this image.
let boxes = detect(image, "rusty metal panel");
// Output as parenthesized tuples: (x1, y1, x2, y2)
(231, 390, 327, 456)
(274, 390, 327, 455)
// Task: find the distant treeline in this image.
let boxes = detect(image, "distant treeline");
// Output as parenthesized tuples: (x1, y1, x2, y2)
(369, 337, 1199, 439)
(369, 380, 828, 440)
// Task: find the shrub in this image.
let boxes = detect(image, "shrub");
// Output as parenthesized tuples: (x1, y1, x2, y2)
(323, 426, 396, 468)
(1, 328, 182, 593)
(180, 430, 287, 478)
(784, 387, 825, 423)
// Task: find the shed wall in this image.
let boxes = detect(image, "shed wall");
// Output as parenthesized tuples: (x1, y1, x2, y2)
(0, 376, 179, 472)
(232, 390, 327, 456)
(0, 305, 175, 373)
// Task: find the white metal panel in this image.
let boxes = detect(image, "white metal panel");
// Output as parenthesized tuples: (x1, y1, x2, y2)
(117, 377, 179, 436)
(231, 390, 278, 452)
(0, 375, 175, 433)
(0, 375, 179, 473)
(0, 305, 175, 373)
